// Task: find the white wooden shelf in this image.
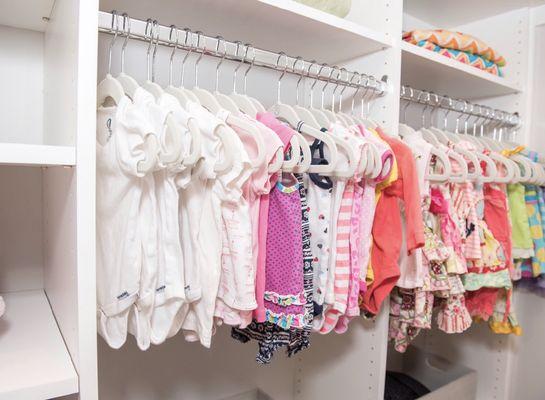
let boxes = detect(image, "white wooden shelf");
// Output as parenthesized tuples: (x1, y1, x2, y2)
(0, 0, 55, 32)
(404, 0, 545, 27)
(100, 0, 391, 63)
(0, 143, 76, 167)
(0, 290, 79, 400)
(401, 41, 521, 99)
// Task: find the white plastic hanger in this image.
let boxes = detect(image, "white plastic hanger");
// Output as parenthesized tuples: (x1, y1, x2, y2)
(228, 42, 260, 117)
(189, 34, 267, 171)
(141, 20, 165, 100)
(164, 26, 201, 168)
(116, 13, 140, 100)
(165, 26, 191, 107)
(308, 64, 334, 128)
(268, 53, 335, 174)
(97, 12, 125, 107)
(175, 28, 200, 104)
(292, 59, 321, 129)
(98, 12, 157, 174)
(336, 69, 358, 127)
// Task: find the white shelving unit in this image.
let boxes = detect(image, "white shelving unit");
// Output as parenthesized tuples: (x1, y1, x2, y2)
(100, 0, 391, 63)
(1, 1, 545, 399)
(0, 290, 79, 400)
(0, 143, 75, 166)
(401, 41, 520, 99)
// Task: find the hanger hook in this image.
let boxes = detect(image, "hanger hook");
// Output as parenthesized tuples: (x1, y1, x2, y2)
(120, 12, 130, 74)
(276, 52, 289, 104)
(168, 25, 179, 86)
(300, 59, 316, 108)
(427, 92, 440, 127)
(179, 28, 193, 88)
(151, 20, 160, 83)
(330, 66, 343, 112)
(108, 10, 120, 75)
(401, 86, 414, 123)
(310, 62, 326, 108)
(193, 31, 204, 88)
(292, 56, 304, 106)
(337, 68, 350, 113)
(416, 90, 430, 128)
(233, 42, 249, 94)
(455, 99, 468, 134)
(360, 75, 373, 117)
(321, 65, 335, 110)
(214, 36, 227, 93)
(144, 18, 154, 82)
(350, 72, 362, 115)
(243, 44, 256, 95)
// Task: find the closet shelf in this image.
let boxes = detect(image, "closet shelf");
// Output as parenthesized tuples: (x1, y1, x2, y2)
(0, 0, 55, 31)
(404, 0, 545, 27)
(0, 290, 79, 399)
(0, 143, 76, 167)
(401, 41, 521, 99)
(99, 0, 391, 63)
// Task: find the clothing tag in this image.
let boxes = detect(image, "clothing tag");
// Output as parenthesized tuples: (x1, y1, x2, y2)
(106, 118, 113, 142)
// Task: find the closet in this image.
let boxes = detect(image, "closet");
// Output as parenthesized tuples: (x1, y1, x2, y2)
(1, 0, 545, 399)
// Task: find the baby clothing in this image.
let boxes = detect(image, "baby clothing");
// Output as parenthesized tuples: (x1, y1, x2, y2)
(363, 129, 425, 315)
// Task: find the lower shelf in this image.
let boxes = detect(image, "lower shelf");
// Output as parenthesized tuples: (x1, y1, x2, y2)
(0, 290, 79, 400)
(0, 143, 76, 166)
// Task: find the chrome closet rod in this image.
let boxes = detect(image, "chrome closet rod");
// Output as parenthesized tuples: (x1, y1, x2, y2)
(400, 85, 520, 128)
(98, 10, 388, 95)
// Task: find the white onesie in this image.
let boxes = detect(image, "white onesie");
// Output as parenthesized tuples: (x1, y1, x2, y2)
(148, 93, 195, 346)
(96, 95, 154, 349)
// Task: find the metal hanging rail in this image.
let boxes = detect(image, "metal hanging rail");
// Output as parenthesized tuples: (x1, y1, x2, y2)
(98, 10, 388, 96)
(400, 85, 521, 128)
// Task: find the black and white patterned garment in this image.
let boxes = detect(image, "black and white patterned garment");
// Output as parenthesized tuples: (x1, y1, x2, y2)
(287, 173, 314, 356)
(231, 173, 314, 363)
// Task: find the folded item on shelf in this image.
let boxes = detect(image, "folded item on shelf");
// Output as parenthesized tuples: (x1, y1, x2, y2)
(403, 29, 506, 67)
(294, 0, 351, 18)
(412, 39, 503, 76)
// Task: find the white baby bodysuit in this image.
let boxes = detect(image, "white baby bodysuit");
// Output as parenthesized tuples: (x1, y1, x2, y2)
(96, 95, 154, 349)
(148, 92, 194, 346)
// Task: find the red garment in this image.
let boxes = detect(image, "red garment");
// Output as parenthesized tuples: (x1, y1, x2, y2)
(465, 288, 499, 320)
(483, 184, 513, 273)
(362, 129, 425, 315)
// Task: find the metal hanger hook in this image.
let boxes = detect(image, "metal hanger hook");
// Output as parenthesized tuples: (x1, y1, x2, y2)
(144, 18, 154, 81)
(401, 86, 414, 123)
(168, 25, 179, 86)
(108, 10, 120, 75)
(416, 90, 430, 128)
(214, 36, 227, 92)
(275, 52, 289, 103)
(193, 31, 204, 88)
(428, 92, 440, 127)
(151, 20, 160, 82)
(321, 65, 335, 110)
(120, 12, 131, 74)
(310, 63, 327, 108)
(350, 72, 362, 115)
(291, 56, 304, 106)
(242, 44, 256, 95)
(179, 28, 193, 88)
(233, 41, 249, 94)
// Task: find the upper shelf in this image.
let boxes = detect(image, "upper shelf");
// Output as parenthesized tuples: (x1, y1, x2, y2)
(401, 41, 521, 99)
(99, 0, 392, 63)
(0, 0, 55, 31)
(0, 143, 76, 167)
(0, 290, 79, 399)
(404, 0, 545, 27)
